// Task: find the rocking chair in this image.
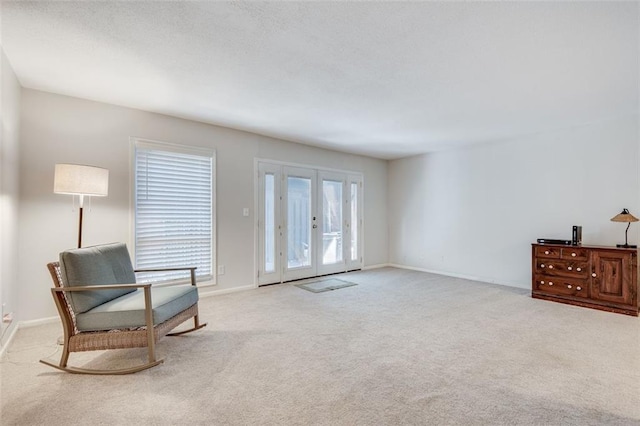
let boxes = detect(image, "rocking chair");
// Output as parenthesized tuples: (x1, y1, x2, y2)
(40, 243, 207, 375)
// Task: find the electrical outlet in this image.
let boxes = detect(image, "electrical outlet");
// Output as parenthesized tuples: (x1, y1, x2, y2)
(217, 265, 225, 275)
(243, 208, 249, 217)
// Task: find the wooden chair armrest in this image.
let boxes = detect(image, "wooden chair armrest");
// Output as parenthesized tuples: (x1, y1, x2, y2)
(51, 283, 151, 292)
(134, 267, 198, 286)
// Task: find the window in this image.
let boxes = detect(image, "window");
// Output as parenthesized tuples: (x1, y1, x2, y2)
(133, 139, 215, 284)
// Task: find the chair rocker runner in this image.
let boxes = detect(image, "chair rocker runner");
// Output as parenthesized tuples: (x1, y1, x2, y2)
(40, 243, 207, 375)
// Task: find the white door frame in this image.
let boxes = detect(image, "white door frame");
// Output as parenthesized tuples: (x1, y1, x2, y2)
(346, 175, 364, 272)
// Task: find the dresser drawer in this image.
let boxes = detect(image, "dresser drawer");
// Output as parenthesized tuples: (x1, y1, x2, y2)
(534, 259, 588, 278)
(560, 248, 588, 261)
(535, 246, 561, 259)
(534, 275, 589, 298)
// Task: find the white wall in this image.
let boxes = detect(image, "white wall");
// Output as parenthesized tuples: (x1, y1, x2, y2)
(0, 49, 21, 346)
(389, 115, 640, 288)
(18, 89, 388, 322)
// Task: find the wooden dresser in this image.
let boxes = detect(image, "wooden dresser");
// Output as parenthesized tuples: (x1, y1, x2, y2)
(531, 243, 638, 316)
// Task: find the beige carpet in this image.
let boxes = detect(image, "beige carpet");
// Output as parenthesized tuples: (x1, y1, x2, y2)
(1, 267, 639, 425)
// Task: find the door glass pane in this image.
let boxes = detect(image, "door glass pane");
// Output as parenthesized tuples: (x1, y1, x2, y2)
(264, 174, 275, 273)
(350, 182, 358, 261)
(322, 180, 343, 265)
(287, 177, 311, 269)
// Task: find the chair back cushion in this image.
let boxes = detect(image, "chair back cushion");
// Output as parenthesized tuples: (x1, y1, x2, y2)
(59, 243, 137, 314)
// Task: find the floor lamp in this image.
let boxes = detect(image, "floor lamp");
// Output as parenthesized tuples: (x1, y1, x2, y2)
(54, 164, 109, 248)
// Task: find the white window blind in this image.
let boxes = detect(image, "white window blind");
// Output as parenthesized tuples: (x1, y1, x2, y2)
(134, 140, 215, 284)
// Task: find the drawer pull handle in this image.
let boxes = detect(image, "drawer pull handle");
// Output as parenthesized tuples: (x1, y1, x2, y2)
(540, 280, 545, 284)
(567, 285, 572, 289)
(549, 282, 554, 286)
(571, 253, 576, 257)
(576, 268, 582, 272)
(577, 286, 582, 291)
(548, 265, 554, 269)
(541, 264, 545, 268)
(544, 251, 550, 255)
(592, 273, 596, 277)
(568, 267, 572, 271)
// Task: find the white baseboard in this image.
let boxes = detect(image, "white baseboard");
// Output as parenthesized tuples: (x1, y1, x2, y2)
(19, 316, 59, 328)
(362, 263, 391, 270)
(198, 284, 256, 298)
(0, 315, 60, 360)
(0, 322, 20, 360)
(388, 263, 519, 288)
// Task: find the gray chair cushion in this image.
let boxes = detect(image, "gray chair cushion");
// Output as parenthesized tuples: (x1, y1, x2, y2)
(59, 243, 137, 314)
(75, 285, 199, 332)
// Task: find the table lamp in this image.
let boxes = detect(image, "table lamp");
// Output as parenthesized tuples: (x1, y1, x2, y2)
(610, 208, 638, 249)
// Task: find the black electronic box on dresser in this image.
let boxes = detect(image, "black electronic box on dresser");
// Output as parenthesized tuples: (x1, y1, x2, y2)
(532, 243, 638, 316)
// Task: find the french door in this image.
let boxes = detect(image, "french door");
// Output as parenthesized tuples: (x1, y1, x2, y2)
(257, 162, 362, 285)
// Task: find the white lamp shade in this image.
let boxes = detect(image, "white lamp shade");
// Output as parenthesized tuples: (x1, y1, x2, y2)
(54, 164, 109, 196)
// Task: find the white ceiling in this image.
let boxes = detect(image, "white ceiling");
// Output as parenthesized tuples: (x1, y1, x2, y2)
(1, 1, 638, 160)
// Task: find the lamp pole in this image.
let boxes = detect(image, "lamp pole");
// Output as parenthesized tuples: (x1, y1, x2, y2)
(625, 222, 630, 247)
(78, 194, 84, 248)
